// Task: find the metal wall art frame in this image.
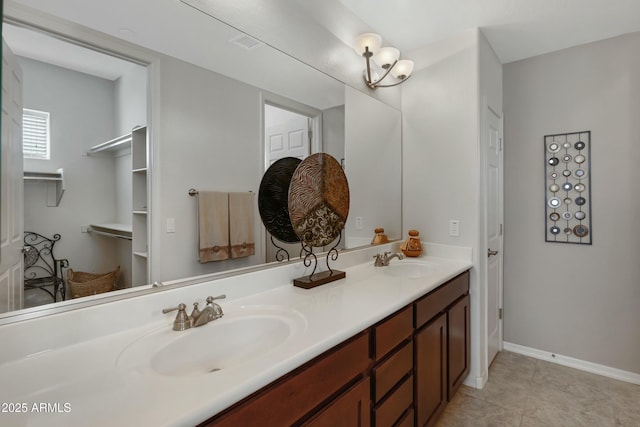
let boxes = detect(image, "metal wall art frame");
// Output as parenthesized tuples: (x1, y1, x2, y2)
(544, 131, 592, 245)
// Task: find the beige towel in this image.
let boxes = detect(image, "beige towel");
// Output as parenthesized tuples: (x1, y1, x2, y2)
(198, 191, 229, 263)
(229, 192, 255, 259)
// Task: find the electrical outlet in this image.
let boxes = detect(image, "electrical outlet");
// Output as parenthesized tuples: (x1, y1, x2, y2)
(355, 217, 363, 230)
(449, 220, 460, 237)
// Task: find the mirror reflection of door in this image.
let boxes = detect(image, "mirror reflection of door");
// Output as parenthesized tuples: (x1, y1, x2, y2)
(0, 39, 25, 314)
(264, 105, 311, 263)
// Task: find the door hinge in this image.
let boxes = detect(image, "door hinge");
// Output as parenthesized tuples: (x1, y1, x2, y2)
(500, 223, 503, 236)
(499, 138, 503, 151)
(498, 308, 503, 320)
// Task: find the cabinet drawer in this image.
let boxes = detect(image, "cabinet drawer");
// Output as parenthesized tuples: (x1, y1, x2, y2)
(373, 374, 413, 427)
(395, 408, 414, 427)
(302, 377, 370, 427)
(207, 332, 370, 426)
(415, 271, 469, 329)
(374, 306, 413, 360)
(373, 340, 413, 402)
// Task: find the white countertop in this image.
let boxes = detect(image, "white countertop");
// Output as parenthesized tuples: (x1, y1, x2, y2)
(0, 243, 471, 427)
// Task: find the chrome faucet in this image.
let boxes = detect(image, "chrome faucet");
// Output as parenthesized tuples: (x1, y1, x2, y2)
(373, 251, 404, 267)
(192, 295, 226, 327)
(163, 294, 226, 330)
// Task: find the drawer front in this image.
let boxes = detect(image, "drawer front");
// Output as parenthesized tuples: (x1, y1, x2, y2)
(415, 271, 469, 329)
(373, 340, 413, 402)
(302, 377, 370, 427)
(373, 374, 413, 427)
(208, 332, 370, 426)
(374, 305, 413, 360)
(395, 408, 414, 427)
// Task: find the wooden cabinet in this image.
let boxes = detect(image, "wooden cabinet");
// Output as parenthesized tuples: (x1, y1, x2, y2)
(415, 312, 447, 427)
(448, 293, 470, 400)
(302, 377, 370, 427)
(202, 270, 470, 427)
(371, 306, 414, 426)
(414, 271, 470, 427)
(204, 333, 371, 426)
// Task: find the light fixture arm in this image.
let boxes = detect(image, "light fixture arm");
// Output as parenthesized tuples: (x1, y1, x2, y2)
(362, 46, 410, 89)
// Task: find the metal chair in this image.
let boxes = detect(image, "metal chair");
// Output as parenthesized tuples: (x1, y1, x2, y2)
(23, 231, 69, 302)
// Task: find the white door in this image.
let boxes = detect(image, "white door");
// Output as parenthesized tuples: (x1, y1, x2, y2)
(0, 40, 25, 313)
(486, 108, 503, 364)
(264, 111, 310, 263)
(265, 115, 309, 166)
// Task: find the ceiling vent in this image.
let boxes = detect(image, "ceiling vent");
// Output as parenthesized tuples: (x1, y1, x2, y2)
(229, 33, 263, 51)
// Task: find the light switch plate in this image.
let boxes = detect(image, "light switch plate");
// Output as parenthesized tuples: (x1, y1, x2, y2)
(449, 220, 460, 237)
(166, 217, 176, 233)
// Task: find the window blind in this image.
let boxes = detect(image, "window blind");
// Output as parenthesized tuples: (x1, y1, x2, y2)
(23, 108, 50, 160)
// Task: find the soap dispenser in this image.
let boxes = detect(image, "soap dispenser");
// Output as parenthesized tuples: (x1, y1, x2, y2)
(372, 227, 389, 245)
(400, 229, 423, 257)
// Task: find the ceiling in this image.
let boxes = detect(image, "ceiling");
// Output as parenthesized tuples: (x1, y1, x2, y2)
(4, 0, 640, 84)
(336, 0, 640, 63)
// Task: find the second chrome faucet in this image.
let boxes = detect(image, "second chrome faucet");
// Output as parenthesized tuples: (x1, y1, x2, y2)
(163, 294, 226, 331)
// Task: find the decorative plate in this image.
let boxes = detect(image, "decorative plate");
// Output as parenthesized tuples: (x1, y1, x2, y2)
(548, 197, 561, 209)
(573, 224, 589, 237)
(575, 141, 586, 150)
(575, 211, 586, 220)
(288, 153, 350, 247)
(548, 157, 559, 166)
(549, 212, 560, 221)
(574, 168, 587, 179)
(547, 142, 561, 153)
(258, 157, 302, 243)
(574, 183, 585, 192)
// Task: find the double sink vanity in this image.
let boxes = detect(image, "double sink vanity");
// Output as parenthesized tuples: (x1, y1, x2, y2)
(0, 242, 471, 426)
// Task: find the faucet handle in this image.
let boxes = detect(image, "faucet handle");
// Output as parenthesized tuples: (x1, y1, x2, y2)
(205, 294, 226, 305)
(189, 302, 201, 321)
(162, 303, 191, 331)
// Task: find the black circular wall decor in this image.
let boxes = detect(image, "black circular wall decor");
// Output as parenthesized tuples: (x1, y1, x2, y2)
(258, 157, 302, 243)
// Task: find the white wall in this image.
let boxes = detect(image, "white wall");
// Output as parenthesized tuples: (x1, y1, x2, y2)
(114, 62, 147, 135)
(157, 57, 265, 281)
(344, 86, 402, 247)
(503, 31, 640, 374)
(322, 104, 345, 165)
(401, 30, 485, 384)
(21, 57, 120, 277)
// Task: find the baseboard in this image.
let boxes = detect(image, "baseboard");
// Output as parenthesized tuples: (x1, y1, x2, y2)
(503, 342, 640, 385)
(463, 371, 488, 389)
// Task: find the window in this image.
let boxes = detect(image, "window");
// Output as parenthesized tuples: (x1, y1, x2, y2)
(23, 108, 50, 160)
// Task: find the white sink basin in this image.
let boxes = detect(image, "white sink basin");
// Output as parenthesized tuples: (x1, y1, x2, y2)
(380, 261, 436, 279)
(116, 305, 306, 376)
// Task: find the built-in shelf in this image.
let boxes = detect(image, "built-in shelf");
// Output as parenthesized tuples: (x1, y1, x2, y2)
(88, 223, 132, 240)
(23, 168, 65, 206)
(88, 133, 132, 154)
(133, 251, 148, 258)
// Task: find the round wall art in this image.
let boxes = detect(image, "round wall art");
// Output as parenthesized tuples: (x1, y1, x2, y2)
(288, 153, 350, 247)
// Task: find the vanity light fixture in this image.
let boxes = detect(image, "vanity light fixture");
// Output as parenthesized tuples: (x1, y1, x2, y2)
(355, 33, 414, 89)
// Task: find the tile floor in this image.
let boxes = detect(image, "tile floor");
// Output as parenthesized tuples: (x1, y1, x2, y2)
(435, 351, 640, 427)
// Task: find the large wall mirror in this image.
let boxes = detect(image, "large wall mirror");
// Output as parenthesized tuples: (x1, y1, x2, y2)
(0, 0, 401, 319)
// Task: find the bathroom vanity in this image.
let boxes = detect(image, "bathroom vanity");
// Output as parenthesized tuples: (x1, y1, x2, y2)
(205, 270, 470, 427)
(0, 243, 471, 427)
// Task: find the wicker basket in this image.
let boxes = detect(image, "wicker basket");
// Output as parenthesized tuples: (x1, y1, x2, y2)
(67, 266, 120, 299)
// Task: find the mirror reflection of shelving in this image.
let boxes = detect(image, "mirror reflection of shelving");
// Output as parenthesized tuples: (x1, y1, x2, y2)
(131, 126, 149, 286)
(88, 126, 149, 287)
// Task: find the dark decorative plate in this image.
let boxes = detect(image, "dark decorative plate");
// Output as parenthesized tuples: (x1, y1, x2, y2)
(288, 153, 349, 247)
(258, 157, 302, 243)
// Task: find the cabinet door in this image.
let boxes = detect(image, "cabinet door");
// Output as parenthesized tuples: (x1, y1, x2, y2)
(303, 377, 370, 427)
(414, 312, 447, 427)
(448, 294, 470, 400)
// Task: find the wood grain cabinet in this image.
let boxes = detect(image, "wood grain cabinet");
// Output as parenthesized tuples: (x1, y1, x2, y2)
(371, 306, 414, 426)
(414, 271, 470, 427)
(202, 270, 470, 427)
